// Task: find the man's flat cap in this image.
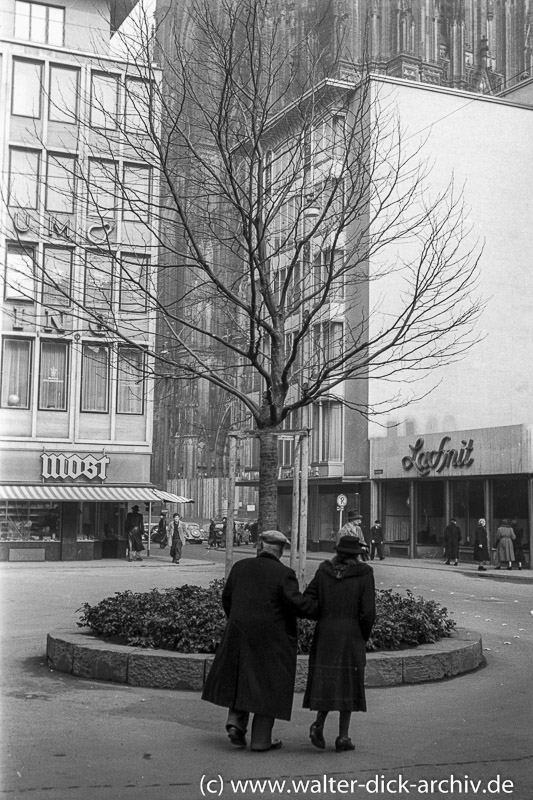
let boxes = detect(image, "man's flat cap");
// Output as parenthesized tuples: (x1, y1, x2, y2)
(260, 530, 290, 546)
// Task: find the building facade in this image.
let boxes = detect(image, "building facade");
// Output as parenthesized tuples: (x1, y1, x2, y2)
(0, 0, 179, 561)
(366, 77, 533, 563)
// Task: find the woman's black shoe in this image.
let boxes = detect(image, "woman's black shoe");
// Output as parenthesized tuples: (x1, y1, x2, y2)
(310, 722, 325, 750)
(335, 737, 355, 752)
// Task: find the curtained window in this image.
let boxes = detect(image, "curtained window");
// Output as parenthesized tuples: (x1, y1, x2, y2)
(81, 345, 109, 412)
(39, 341, 68, 410)
(117, 348, 144, 414)
(311, 401, 343, 462)
(1, 338, 32, 408)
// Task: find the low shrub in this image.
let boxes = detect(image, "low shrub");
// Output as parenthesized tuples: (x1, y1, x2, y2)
(78, 580, 455, 653)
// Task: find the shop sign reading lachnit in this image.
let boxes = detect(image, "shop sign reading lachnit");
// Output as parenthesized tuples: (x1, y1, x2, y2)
(41, 452, 110, 481)
(401, 437, 474, 476)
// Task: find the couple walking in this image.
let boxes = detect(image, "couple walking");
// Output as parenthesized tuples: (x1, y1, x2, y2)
(202, 530, 375, 752)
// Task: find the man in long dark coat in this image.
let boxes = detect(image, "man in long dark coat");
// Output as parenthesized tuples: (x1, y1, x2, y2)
(202, 530, 317, 751)
(443, 518, 462, 565)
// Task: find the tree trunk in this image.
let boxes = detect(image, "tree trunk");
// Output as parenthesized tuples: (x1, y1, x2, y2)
(257, 429, 280, 533)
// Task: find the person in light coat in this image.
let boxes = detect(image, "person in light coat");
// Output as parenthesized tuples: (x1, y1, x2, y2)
(494, 520, 515, 570)
(169, 512, 187, 564)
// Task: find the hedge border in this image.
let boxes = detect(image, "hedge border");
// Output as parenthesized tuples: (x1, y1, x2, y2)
(46, 627, 483, 690)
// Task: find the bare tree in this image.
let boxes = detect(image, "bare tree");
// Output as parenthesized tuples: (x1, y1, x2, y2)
(3, 0, 483, 530)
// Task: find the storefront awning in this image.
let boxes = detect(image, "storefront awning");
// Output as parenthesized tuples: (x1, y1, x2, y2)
(0, 485, 193, 504)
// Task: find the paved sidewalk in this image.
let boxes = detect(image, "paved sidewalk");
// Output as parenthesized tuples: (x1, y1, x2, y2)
(6, 546, 530, 582)
(1, 553, 532, 800)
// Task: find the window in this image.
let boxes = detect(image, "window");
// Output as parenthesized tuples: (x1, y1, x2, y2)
(15, 2, 64, 46)
(11, 59, 42, 118)
(39, 341, 68, 410)
(311, 401, 343, 462)
(119, 253, 148, 312)
(87, 160, 117, 218)
(322, 402, 343, 461)
(117, 347, 144, 414)
(1, 339, 32, 409)
(122, 164, 151, 222)
(46, 154, 76, 214)
(90, 73, 118, 129)
(9, 149, 40, 209)
(5, 246, 35, 302)
(85, 252, 113, 309)
(42, 248, 72, 307)
(312, 321, 344, 372)
(49, 65, 79, 123)
(125, 79, 150, 132)
(313, 248, 344, 300)
(81, 344, 109, 412)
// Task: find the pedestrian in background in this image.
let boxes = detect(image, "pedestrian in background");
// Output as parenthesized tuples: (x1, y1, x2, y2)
(494, 520, 515, 570)
(370, 520, 385, 561)
(474, 518, 490, 571)
(207, 519, 217, 550)
(443, 518, 462, 565)
(202, 530, 317, 751)
(169, 512, 186, 564)
(303, 536, 375, 752)
(336, 510, 368, 556)
(152, 510, 170, 549)
(511, 519, 524, 570)
(125, 504, 144, 562)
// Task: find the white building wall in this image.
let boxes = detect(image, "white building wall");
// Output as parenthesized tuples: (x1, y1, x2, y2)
(367, 78, 533, 438)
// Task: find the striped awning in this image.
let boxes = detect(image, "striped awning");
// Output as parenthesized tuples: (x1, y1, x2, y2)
(0, 485, 193, 504)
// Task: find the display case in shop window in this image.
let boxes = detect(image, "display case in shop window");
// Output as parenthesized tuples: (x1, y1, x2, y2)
(0, 501, 61, 542)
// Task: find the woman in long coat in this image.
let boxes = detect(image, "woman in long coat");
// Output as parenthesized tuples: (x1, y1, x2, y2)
(494, 520, 515, 570)
(474, 519, 490, 571)
(303, 536, 376, 752)
(125, 505, 144, 561)
(443, 518, 462, 565)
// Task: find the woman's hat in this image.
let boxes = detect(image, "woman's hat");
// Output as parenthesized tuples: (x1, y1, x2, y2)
(334, 536, 366, 555)
(131, 505, 139, 512)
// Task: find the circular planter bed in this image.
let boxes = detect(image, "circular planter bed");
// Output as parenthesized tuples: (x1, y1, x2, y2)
(46, 627, 483, 690)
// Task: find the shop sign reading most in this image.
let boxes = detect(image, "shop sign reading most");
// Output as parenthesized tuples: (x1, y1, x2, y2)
(41, 452, 110, 481)
(402, 437, 474, 476)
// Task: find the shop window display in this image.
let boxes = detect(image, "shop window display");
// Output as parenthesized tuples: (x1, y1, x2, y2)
(382, 482, 410, 543)
(0, 501, 60, 541)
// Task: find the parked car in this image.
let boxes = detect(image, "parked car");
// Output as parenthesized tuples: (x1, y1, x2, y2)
(142, 523, 159, 542)
(184, 522, 207, 544)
